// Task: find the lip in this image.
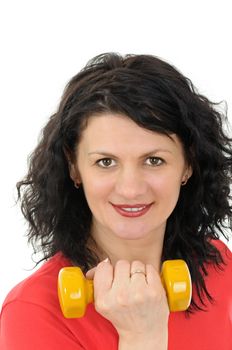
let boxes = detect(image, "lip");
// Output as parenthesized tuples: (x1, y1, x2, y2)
(111, 203, 153, 218)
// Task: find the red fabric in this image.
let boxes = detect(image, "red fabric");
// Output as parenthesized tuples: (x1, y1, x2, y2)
(0, 240, 231, 349)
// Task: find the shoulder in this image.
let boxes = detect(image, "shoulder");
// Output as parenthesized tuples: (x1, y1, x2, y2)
(0, 253, 118, 349)
(1, 252, 71, 313)
(190, 239, 232, 308)
(170, 240, 232, 349)
(211, 238, 232, 266)
(204, 239, 232, 298)
(211, 238, 232, 253)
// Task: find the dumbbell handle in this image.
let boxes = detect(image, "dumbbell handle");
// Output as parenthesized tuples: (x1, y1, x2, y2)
(58, 259, 192, 318)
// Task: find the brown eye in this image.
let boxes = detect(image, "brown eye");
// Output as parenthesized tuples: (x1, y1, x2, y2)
(146, 157, 163, 166)
(96, 158, 116, 168)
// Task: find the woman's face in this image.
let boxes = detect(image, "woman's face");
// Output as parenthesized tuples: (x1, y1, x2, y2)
(70, 113, 192, 241)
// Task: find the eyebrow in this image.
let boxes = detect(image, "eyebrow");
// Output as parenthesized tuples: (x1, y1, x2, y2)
(88, 149, 173, 158)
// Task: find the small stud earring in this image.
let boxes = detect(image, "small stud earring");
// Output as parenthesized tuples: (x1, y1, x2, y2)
(181, 176, 188, 186)
(74, 182, 81, 189)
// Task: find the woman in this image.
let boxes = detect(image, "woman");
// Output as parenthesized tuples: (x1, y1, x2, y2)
(0, 53, 231, 350)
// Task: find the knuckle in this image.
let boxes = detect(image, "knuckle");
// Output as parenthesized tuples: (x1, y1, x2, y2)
(132, 291, 144, 304)
(146, 263, 155, 271)
(115, 259, 130, 267)
(116, 290, 128, 306)
(147, 287, 165, 303)
(147, 289, 158, 301)
(132, 260, 143, 265)
(131, 260, 145, 269)
(95, 298, 110, 314)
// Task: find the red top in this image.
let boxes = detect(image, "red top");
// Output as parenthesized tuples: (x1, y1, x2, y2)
(0, 240, 231, 350)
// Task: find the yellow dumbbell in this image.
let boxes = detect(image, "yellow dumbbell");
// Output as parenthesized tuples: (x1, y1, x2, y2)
(58, 259, 192, 318)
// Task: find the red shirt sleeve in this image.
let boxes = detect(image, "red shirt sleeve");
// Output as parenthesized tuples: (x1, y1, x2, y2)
(0, 253, 118, 349)
(0, 299, 85, 350)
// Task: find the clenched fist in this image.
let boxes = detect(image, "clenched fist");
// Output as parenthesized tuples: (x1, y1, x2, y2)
(86, 259, 169, 349)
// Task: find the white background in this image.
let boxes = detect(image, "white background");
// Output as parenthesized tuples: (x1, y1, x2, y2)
(0, 0, 231, 307)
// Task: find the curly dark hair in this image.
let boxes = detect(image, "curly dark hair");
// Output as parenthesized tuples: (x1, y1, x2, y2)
(17, 52, 232, 312)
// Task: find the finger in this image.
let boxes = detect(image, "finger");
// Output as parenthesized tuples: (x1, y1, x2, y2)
(86, 257, 110, 279)
(145, 264, 161, 286)
(85, 267, 97, 280)
(130, 260, 147, 281)
(113, 260, 130, 286)
(146, 264, 169, 310)
(94, 259, 114, 296)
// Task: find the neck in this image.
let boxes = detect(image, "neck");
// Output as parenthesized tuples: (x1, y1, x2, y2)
(89, 222, 165, 272)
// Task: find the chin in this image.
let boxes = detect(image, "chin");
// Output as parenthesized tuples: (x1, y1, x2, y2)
(112, 225, 150, 240)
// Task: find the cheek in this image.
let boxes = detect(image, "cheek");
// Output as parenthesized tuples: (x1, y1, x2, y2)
(150, 173, 181, 199)
(149, 176, 181, 222)
(83, 175, 113, 201)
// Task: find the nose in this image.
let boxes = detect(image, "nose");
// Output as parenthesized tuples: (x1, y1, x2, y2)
(114, 167, 147, 200)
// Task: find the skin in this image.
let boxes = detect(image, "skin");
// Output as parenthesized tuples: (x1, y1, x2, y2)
(69, 113, 192, 349)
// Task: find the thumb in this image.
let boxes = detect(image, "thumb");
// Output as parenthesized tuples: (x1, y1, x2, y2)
(85, 266, 97, 280)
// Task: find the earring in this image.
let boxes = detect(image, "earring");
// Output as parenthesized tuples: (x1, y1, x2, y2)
(181, 176, 188, 186)
(74, 182, 81, 189)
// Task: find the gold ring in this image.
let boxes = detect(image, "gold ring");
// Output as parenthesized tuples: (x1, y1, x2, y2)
(130, 270, 146, 277)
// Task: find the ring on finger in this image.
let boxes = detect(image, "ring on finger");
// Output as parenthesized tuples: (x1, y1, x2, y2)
(130, 270, 147, 278)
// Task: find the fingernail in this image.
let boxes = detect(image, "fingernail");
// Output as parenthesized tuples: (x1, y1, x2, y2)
(102, 257, 109, 263)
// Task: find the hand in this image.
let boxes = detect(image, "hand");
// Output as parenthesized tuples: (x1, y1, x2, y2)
(86, 259, 169, 346)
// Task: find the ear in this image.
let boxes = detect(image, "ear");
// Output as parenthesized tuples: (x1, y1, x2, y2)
(182, 164, 193, 184)
(69, 161, 78, 181)
(186, 164, 193, 179)
(63, 146, 81, 184)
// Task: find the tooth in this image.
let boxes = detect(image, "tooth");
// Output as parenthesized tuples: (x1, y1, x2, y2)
(122, 207, 145, 212)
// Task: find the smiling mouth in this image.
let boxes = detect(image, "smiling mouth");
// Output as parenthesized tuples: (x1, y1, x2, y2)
(111, 203, 153, 218)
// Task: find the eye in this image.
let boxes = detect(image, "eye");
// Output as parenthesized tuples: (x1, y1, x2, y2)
(96, 158, 116, 168)
(145, 157, 164, 166)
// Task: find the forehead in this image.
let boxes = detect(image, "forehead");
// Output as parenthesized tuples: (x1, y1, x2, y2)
(77, 113, 184, 155)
